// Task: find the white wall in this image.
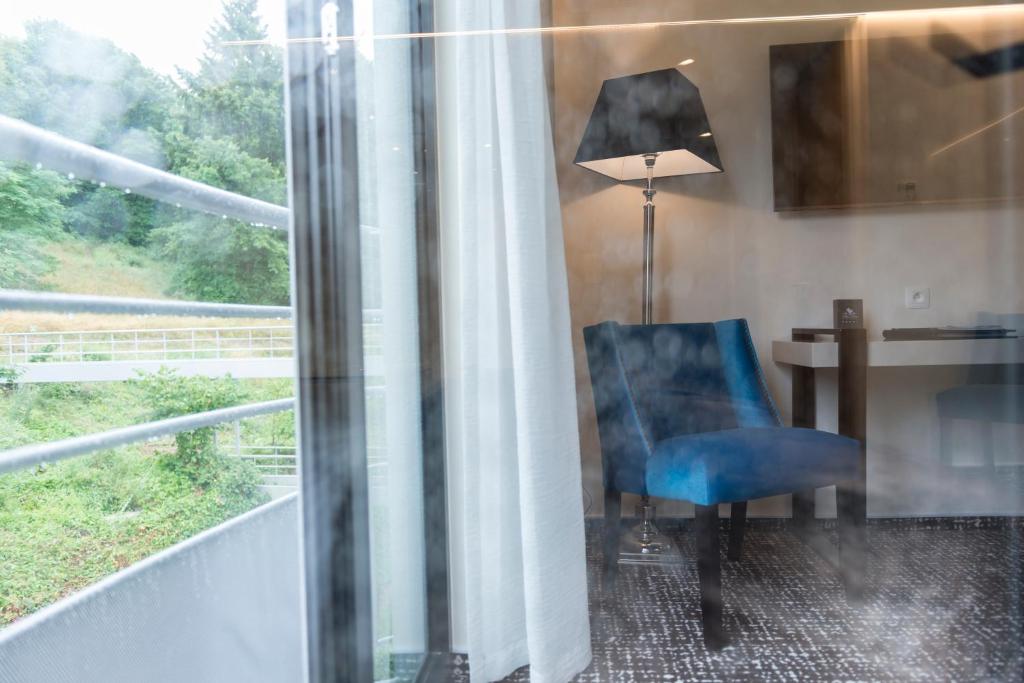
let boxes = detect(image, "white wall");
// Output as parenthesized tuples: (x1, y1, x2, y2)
(552, 0, 1024, 518)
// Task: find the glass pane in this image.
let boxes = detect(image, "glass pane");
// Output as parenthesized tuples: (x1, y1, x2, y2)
(429, 0, 1023, 680)
(0, 2, 303, 681)
(354, 1, 429, 678)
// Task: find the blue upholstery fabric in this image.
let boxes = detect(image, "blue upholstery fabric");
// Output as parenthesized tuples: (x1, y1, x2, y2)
(584, 319, 860, 505)
(646, 427, 859, 506)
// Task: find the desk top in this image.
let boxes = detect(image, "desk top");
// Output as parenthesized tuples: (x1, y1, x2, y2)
(772, 337, 1024, 368)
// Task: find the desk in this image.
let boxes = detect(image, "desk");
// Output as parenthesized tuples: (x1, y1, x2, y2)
(773, 336, 1024, 369)
(772, 331, 1024, 596)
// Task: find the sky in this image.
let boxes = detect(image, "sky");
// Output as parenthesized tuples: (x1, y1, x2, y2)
(0, 0, 286, 76)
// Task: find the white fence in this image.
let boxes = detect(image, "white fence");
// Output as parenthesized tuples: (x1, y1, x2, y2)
(226, 445, 387, 479)
(0, 326, 294, 365)
(0, 313, 384, 367)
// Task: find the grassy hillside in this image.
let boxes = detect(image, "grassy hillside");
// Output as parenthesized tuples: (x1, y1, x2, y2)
(43, 239, 172, 298)
(0, 378, 293, 626)
(0, 236, 294, 629)
(0, 237, 284, 333)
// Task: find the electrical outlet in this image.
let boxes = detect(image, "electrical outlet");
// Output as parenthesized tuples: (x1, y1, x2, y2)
(905, 286, 930, 309)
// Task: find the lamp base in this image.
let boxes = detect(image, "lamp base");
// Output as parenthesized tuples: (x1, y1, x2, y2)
(618, 502, 685, 565)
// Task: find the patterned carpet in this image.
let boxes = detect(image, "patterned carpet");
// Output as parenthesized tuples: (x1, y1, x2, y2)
(475, 519, 1024, 682)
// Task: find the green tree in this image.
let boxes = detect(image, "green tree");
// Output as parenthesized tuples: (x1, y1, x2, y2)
(179, 0, 285, 166)
(154, 136, 290, 305)
(155, 0, 290, 304)
(136, 369, 250, 488)
(0, 163, 71, 288)
(0, 21, 176, 149)
(0, 21, 177, 248)
(0, 5, 290, 299)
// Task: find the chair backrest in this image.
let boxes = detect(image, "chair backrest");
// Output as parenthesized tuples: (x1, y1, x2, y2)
(584, 319, 780, 494)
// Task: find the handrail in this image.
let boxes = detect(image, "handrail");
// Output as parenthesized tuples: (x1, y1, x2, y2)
(0, 290, 292, 319)
(0, 115, 290, 229)
(0, 325, 293, 338)
(0, 398, 295, 475)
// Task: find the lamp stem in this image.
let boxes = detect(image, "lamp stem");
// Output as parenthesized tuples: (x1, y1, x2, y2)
(639, 153, 658, 538)
(642, 153, 657, 326)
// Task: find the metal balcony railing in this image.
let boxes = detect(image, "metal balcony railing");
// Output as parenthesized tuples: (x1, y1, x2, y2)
(0, 115, 290, 229)
(0, 116, 300, 478)
(0, 398, 295, 475)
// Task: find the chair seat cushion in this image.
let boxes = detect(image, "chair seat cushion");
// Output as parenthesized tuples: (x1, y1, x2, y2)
(645, 427, 860, 506)
(936, 384, 1024, 423)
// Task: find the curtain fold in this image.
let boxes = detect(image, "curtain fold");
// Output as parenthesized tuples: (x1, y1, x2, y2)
(438, 1, 592, 681)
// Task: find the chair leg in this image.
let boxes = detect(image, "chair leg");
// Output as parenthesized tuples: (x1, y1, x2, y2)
(837, 483, 866, 604)
(603, 487, 621, 592)
(695, 503, 725, 650)
(727, 501, 747, 562)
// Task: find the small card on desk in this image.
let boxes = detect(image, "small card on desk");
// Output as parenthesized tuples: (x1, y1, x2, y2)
(833, 299, 864, 329)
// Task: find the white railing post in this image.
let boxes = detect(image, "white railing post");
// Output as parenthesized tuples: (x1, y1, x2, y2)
(23, 334, 29, 363)
(110, 333, 115, 361)
(235, 421, 242, 458)
(133, 331, 139, 359)
(163, 331, 168, 360)
(78, 333, 84, 362)
(191, 329, 196, 359)
(215, 329, 221, 359)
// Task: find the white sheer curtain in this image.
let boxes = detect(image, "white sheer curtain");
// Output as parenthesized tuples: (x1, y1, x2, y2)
(437, 1, 592, 681)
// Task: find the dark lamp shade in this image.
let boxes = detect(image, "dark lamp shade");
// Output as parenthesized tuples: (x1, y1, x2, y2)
(574, 68, 723, 181)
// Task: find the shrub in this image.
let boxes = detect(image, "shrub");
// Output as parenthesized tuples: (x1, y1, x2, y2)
(135, 368, 245, 487)
(28, 344, 57, 363)
(0, 366, 19, 393)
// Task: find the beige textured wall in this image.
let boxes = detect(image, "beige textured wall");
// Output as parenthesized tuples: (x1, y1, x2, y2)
(551, 0, 1024, 517)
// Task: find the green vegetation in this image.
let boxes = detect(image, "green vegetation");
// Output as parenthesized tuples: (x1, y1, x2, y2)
(0, 0, 300, 631)
(0, 0, 288, 304)
(38, 239, 172, 300)
(0, 366, 18, 391)
(136, 369, 248, 486)
(0, 375, 293, 625)
(0, 163, 72, 289)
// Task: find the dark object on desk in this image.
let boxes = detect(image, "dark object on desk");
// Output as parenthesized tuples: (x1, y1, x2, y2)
(833, 299, 863, 329)
(882, 326, 1015, 341)
(585, 319, 862, 649)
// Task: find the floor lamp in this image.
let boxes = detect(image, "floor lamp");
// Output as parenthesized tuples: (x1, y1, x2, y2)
(575, 67, 723, 563)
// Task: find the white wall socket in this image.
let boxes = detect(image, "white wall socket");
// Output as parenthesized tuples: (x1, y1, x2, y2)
(905, 286, 930, 309)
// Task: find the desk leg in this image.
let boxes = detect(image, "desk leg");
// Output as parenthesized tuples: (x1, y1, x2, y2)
(791, 333, 817, 540)
(837, 328, 867, 601)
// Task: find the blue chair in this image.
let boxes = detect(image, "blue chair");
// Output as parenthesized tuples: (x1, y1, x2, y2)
(937, 314, 1024, 469)
(584, 319, 861, 649)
